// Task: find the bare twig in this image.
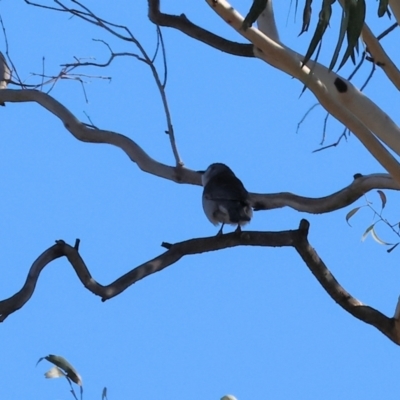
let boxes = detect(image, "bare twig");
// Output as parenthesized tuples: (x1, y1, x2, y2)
(296, 103, 319, 134)
(376, 22, 398, 41)
(360, 61, 376, 91)
(312, 130, 347, 153)
(157, 25, 168, 88)
(39, 0, 184, 166)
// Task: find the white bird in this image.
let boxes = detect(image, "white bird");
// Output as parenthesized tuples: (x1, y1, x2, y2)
(201, 163, 253, 235)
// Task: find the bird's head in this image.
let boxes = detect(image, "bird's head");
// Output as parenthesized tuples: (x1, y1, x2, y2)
(199, 163, 235, 187)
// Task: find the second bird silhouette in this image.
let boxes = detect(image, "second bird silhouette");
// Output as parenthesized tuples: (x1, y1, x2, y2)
(200, 163, 253, 235)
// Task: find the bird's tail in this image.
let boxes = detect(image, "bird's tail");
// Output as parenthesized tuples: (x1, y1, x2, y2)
(228, 202, 252, 223)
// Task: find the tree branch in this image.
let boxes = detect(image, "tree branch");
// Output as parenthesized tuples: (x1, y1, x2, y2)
(389, 1, 400, 33)
(1, 221, 399, 344)
(251, 173, 400, 213)
(359, 23, 400, 91)
(0, 89, 399, 215)
(25, 0, 184, 165)
(0, 89, 197, 183)
(147, 0, 254, 57)
(206, 0, 400, 187)
(294, 220, 398, 344)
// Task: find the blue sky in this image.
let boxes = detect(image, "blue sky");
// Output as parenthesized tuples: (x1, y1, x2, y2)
(1, 1, 400, 399)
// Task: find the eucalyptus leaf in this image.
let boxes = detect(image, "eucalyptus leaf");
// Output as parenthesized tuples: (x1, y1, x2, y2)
(346, 206, 361, 226)
(299, 0, 313, 35)
(243, 0, 268, 30)
(302, 0, 335, 66)
(378, 0, 390, 17)
(329, 5, 350, 70)
(37, 354, 83, 386)
(338, 0, 365, 70)
(361, 223, 375, 242)
(371, 226, 393, 246)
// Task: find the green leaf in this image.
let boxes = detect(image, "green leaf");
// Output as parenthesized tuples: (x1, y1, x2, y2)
(300, 40, 323, 95)
(37, 354, 83, 386)
(299, 0, 313, 35)
(378, 0, 390, 17)
(387, 243, 399, 253)
(345, 206, 361, 226)
(377, 190, 387, 209)
(302, 0, 335, 66)
(361, 223, 375, 241)
(329, 5, 350, 70)
(242, 0, 268, 31)
(371, 226, 393, 246)
(338, 0, 366, 70)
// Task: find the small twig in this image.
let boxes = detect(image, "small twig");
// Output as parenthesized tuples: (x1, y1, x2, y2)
(360, 61, 376, 92)
(376, 22, 398, 41)
(40, 56, 45, 91)
(65, 377, 79, 400)
(312, 131, 347, 153)
(347, 51, 366, 81)
(157, 25, 168, 88)
(51, 0, 183, 165)
(364, 195, 400, 240)
(83, 112, 98, 129)
(320, 111, 330, 145)
(60, 27, 182, 166)
(296, 103, 319, 134)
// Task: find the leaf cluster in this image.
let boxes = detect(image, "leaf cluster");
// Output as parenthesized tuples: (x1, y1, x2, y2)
(243, 0, 391, 70)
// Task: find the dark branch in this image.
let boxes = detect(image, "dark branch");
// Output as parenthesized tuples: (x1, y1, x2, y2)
(148, 0, 254, 57)
(1, 222, 398, 344)
(293, 220, 397, 343)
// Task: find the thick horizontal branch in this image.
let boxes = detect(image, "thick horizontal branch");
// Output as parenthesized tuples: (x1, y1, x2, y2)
(0, 89, 399, 215)
(251, 173, 400, 213)
(1, 220, 399, 344)
(0, 89, 200, 185)
(0, 229, 299, 321)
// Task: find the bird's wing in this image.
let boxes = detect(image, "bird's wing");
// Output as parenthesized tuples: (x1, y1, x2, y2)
(203, 175, 249, 204)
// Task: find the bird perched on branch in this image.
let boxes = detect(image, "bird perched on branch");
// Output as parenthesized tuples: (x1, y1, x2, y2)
(200, 163, 253, 235)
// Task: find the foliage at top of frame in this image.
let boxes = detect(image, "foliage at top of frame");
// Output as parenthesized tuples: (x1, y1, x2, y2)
(243, 0, 391, 70)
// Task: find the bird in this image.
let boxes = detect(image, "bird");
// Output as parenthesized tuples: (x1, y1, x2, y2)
(200, 163, 253, 235)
